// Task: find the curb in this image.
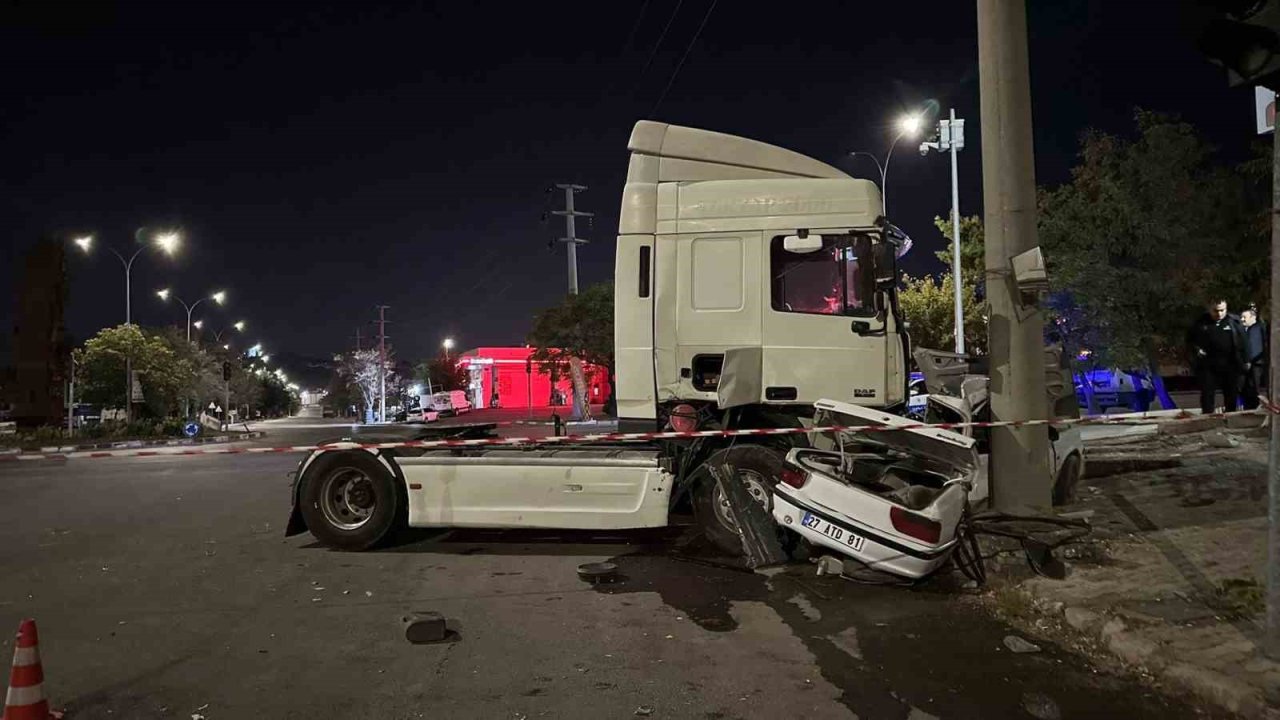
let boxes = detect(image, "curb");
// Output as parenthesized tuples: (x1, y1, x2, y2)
(1026, 593, 1272, 717)
(1, 431, 266, 458)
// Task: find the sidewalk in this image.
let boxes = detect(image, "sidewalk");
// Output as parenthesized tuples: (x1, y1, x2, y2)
(998, 416, 1277, 717)
(0, 430, 265, 457)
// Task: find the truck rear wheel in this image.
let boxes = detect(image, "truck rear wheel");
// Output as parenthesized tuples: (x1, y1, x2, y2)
(299, 451, 402, 551)
(691, 445, 786, 556)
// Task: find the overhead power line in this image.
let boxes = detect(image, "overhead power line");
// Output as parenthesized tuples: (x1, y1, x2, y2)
(649, 0, 719, 118)
(631, 0, 686, 94)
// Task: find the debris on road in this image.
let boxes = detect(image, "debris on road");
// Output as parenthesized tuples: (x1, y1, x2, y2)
(577, 562, 619, 584)
(635, 706, 654, 717)
(1002, 635, 1042, 654)
(709, 463, 787, 569)
(1021, 691, 1061, 720)
(402, 611, 448, 644)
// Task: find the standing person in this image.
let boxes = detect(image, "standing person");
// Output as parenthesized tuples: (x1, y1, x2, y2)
(1241, 305, 1268, 410)
(1186, 299, 1248, 414)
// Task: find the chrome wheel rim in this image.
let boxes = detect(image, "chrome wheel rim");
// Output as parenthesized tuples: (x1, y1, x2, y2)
(319, 468, 376, 531)
(712, 468, 771, 532)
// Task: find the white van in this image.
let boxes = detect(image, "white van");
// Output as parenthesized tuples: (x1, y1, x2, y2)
(428, 390, 472, 416)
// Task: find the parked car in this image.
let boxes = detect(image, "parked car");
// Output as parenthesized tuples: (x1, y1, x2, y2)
(1074, 368, 1155, 414)
(406, 406, 440, 423)
(428, 390, 472, 416)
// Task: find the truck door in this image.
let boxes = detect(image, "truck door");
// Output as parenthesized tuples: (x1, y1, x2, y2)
(761, 233, 890, 406)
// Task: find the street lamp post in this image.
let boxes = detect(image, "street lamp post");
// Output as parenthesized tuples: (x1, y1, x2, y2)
(920, 109, 968, 354)
(74, 231, 180, 424)
(849, 114, 924, 217)
(157, 289, 227, 342)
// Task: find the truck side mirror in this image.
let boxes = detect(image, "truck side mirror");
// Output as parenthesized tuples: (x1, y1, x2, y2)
(783, 233, 823, 254)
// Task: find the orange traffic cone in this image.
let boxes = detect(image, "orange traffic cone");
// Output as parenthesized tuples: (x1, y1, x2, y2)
(2, 619, 61, 720)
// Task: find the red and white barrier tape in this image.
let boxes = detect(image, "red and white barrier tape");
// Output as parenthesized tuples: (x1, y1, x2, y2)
(1, 404, 1273, 463)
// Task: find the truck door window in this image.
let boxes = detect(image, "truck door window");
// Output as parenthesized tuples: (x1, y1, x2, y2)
(771, 235, 876, 317)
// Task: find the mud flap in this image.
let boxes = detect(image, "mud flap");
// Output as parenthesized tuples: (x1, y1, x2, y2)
(709, 464, 788, 568)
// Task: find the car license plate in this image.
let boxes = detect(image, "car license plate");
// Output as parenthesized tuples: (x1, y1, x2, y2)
(801, 511, 865, 553)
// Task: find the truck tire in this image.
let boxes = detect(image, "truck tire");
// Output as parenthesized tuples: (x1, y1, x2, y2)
(299, 451, 403, 551)
(691, 445, 786, 556)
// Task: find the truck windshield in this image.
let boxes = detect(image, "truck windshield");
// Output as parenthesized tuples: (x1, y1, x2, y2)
(770, 234, 877, 317)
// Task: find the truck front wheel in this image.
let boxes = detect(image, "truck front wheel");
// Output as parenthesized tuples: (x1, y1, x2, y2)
(690, 445, 786, 556)
(299, 451, 403, 551)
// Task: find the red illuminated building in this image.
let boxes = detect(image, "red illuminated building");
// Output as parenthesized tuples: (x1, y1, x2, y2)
(456, 347, 610, 409)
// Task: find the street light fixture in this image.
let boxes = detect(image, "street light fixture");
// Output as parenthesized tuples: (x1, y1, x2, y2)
(849, 112, 927, 218)
(193, 320, 204, 330)
(155, 288, 229, 342)
(233, 321, 246, 332)
(74, 228, 183, 424)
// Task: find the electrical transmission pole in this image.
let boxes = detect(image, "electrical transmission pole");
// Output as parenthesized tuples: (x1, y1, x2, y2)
(552, 184, 592, 295)
(375, 306, 389, 423)
(977, 0, 1051, 510)
(353, 327, 363, 352)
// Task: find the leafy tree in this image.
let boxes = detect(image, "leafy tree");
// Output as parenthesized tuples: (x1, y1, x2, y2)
(897, 214, 988, 356)
(150, 326, 220, 417)
(527, 282, 614, 419)
(337, 349, 390, 420)
(1037, 110, 1263, 371)
(420, 354, 468, 393)
(898, 272, 987, 356)
(932, 214, 985, 290)
(74, 325, 192, 417)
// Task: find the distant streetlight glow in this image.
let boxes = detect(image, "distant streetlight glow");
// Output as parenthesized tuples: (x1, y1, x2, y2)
(222, 344, 230, 350)
(233, 321, 246, 331)
(211, 290, 227, 304)
(156, 288, 171, 300)
(193, 320, 204, 330)
(443, 337, 455, 351)
(74, 236, 93, 252)
(155, 232, 181, 255)
(898, 114, 923, 136)
(261, 354, 271, 363)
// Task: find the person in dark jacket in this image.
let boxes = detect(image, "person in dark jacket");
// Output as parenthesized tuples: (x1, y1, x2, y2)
(1240, 306, 1269, 410)
(1186, 299, 1248, 413)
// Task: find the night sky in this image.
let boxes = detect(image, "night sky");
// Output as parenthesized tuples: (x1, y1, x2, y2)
(0, 0, 1259, 371)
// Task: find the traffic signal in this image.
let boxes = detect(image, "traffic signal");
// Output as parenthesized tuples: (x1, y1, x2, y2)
(1194, 0, 1280, 88)
(222, 362, 232, 381)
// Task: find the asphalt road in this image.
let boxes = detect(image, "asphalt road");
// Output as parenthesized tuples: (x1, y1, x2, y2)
(0, 411, 1218, 719)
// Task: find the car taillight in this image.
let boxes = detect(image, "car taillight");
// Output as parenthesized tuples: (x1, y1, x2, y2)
(890, 506, 941, 544)
(668, 404, 698, 432)
(780, 463, 808, 489)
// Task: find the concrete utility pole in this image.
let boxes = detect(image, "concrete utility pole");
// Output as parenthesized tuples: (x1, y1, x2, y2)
(552, 184, 592, 295)
(1267, 104, 1280, 658)
(375, 306, 389, 423)
(977, 0, 1052, 510)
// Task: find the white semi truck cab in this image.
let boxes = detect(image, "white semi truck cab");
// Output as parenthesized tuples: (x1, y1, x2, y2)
(613, 121, 908, 434)
(287, 121, 923, 561)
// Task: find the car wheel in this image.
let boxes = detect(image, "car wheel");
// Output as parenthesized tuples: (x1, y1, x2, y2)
(1053, 452, 1083, 506)
(690, 445, 788, 556)
(299, 451, 403, 550)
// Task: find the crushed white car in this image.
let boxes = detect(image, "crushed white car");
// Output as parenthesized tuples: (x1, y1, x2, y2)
(772, 400, 980, 580)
